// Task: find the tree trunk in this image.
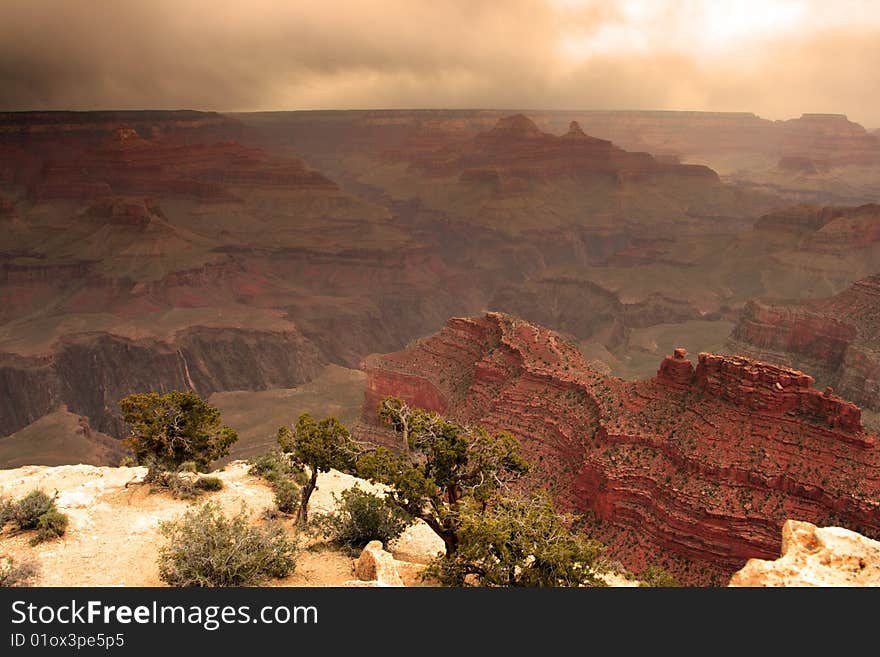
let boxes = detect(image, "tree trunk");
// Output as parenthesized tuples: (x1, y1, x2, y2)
(441, 530, 458, 556)
(298, 469, 318, 527)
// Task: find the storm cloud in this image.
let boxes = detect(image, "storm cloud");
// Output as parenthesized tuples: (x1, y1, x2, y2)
(1, 0, 878, 127)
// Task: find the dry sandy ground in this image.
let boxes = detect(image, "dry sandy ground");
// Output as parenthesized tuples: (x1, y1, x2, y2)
(0, 461, 444, 587)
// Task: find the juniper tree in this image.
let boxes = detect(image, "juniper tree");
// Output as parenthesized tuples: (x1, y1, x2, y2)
(356, 396, 531, 555)
(277, 413, 357, 526)
(119, 391, 238, 477)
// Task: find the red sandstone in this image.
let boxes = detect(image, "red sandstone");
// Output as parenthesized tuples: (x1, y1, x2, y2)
(361, 312, 880, 585)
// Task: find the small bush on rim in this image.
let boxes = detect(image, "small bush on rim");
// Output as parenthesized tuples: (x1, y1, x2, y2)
(0, 556, 38, 587)
(311, 486, 413, 550)
(31, 510, 69, 546)
(0, 489, 69, 545)
(7, 490, 55, 530)
(157, 502, 298, 587)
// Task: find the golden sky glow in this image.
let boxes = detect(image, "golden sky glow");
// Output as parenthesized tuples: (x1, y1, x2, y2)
(1, 0, 879, 127)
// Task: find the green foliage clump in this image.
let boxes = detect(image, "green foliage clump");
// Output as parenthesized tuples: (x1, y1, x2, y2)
(273, 480, 301, 514)
(425, 494, 606, 587)
(357, 397, 607, 587)
(119, 390, 238, 475)
(277, 414, 357, 525)
(0, 556, 38, 587)
(0, 497, 11, 525)
(312, 486, 413, 549)
(195, 476, 224, 492)
(638, 564, 680, 587)
(0, 489, 69, 546)
(157, 502, 297, 587)
(247, 450, 306, 486)
(32, 510, 69, 545)
(7, 490, 55, 530)
(247, 450, 306, 515)
(357, 396, 530, 555)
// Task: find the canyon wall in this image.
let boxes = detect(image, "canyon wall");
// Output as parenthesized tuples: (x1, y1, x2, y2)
(361, 312, 880, 585)
(730, 275, 880, 410)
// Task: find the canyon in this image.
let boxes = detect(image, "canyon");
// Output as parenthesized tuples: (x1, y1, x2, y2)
(360, 312, 880, 585)
(2, 108, 879, 472)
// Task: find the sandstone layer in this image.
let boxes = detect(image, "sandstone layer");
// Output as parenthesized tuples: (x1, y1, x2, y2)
(730, 274, 880, 410)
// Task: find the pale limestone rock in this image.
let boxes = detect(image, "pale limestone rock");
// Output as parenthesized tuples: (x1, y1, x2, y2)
(729, 519, 880, 587)
(354, 540, 404, 587)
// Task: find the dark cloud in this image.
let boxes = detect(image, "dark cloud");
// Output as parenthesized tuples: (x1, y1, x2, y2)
(0, 0, 878, 127)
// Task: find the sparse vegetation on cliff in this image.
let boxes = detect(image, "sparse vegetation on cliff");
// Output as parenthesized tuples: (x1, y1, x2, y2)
(247, 450, 307, 515)
(357, 396, 531, 556)
(0, 489, 69, 545)
(426, 494, 607, 587)
(0, 556, 38, 587)
(119, 391, 238, 498)
(157, 502, 298, 587)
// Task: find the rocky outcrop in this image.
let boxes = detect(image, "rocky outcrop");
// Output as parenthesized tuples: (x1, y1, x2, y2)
(730, 275, 880, 410)
(361, 312, 880, 585)
(755, 203, 880, 252)
(351, 541, 405, 587)
(413, 114, 720, 186)
(729, 520, 880, 586)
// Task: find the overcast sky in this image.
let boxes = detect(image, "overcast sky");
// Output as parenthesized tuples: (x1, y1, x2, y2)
(1, 0, 879, 128)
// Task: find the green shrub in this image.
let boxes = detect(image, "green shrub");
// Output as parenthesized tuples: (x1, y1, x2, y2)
(147, 470, 223, 499)
(247, 450, 306, 486)
(273, 480, 301, 515)
(312, 486, 413, 549)
(31, 510, 69, 545)
(248, 450, 305, 514)
(195, 476, 224, 492)
(8, 490, 56, 530)
(0, 556, 38, 587)
(157, 502, 298, 587)
(0, 490, 69, 545)
(638, 565, 680, 587)
(0, 497, 12, 525)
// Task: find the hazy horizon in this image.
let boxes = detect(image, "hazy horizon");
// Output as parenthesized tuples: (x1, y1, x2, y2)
(2, 0, 880, 129)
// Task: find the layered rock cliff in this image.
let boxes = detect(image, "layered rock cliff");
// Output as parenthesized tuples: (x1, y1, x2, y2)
(1, 327, 326, 438)
(730, 275, 880, 410)
(361, 312, 880, 585)
(408, 114, 720, 190)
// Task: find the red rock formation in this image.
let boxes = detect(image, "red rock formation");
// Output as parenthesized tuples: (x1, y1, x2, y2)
(3, 116, 336, 202)
(755, 203, 880, 251)
(656, 347, 694, 390)
(361, 312, 880, 585)
(730, 275, 880, 410)
(410, 114, 720, 187)
(250, 109, 880, 170)
(0, 192, 13, 215)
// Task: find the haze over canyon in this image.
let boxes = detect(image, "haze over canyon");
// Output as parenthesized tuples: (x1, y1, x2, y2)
(2, 105, 880, 584)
